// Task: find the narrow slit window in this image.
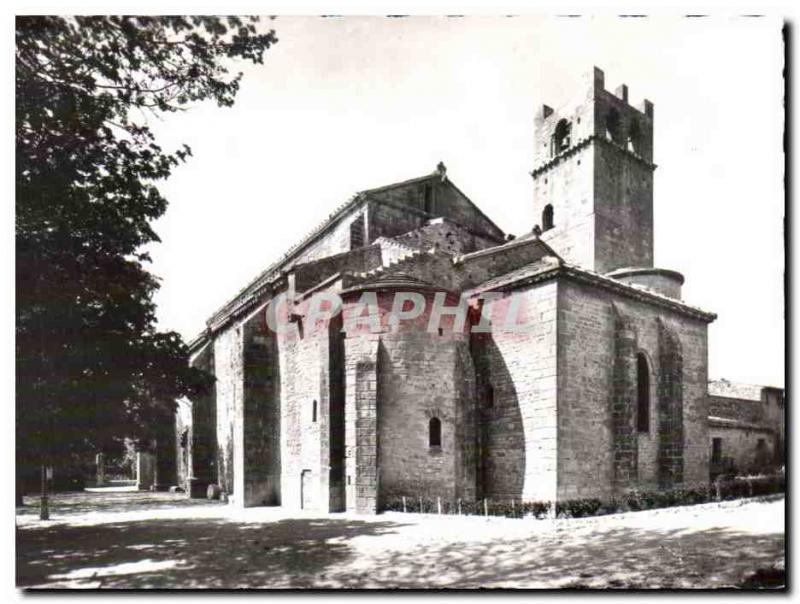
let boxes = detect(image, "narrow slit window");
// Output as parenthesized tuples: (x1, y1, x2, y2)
(312, 400, 318, 423)
(428, 417, 441, 448)
(636, 353, 650, 432)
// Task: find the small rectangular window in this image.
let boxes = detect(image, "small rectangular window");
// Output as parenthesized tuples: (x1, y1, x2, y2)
(349, 215, 365, 249)
(429, 417, 442, 448)
(423, 184, 434, 214)
(711, 438, 722, 463)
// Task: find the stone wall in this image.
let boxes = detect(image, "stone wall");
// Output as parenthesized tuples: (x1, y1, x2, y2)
(338, 288, 479, 511)
(556, 278, 709, 499)
(656, 318, 684, 488)
(708, 423, 776, 475)
(178, 343, 217, 496)
(293, 246, 382, 294)
(593, 142, 654, 274)
(458, 237, 556, 289)
(376, 332, 477, 504)
(367, 201, 427, 245)
(532, 66, 655, 275)
(610, 306, 639, 489)
(285, 206, 368, 267)
(471, 281, 559, 501)
(368, 177, 503, 242)
(276, 305, 325, 512)
(213, 327, 242, 496)
(535, 147, 596, 269)
(708, 385, 785, 469)
(392, 218, 500, 255)
(343, 333, 380, 513)
(608, 269, 683, 300)
(240, 311, 281, 506)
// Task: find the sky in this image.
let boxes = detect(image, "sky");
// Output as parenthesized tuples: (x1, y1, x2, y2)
(145, 15, 785, 388)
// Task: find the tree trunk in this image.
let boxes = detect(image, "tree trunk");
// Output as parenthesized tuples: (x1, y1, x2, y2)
(16, 478, 24, 507)
(39, 463, 49, 520)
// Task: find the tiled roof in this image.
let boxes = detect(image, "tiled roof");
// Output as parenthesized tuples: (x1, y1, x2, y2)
(708, 380, 769, 401)
(562, 263, 716, 321)
(199, 171, 449, 340)
(708, 416, 773, 432)
(463, 256, 561, 296)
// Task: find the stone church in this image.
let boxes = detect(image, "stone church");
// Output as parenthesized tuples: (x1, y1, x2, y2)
(175, 67, 717, 513)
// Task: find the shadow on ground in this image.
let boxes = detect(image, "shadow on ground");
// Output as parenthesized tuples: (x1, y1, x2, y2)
(17, 518, 784, 589)
(17, 490, 216, 518)
(16, 491, 785, 589)
(17, 516, 406, 588)
(323, 525, 784, 589)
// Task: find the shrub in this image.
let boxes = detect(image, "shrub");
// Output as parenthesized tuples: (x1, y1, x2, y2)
(556, 498, 603, 518)
(716, 473, 784, 501)
(522, 501, 552, 519)
(597, 497, 624, 516)
(378, 475, 782, 519)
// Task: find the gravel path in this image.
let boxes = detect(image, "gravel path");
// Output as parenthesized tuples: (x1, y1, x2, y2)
(16, 490, 785, 589)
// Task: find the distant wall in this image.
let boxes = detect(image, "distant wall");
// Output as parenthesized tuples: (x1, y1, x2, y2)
(709, 424, 776, 475)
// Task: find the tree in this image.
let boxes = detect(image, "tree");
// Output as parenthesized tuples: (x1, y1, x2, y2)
(15, 16, 278, 511)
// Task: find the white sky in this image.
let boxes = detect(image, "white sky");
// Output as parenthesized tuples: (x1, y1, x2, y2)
(145, 15, 784, 387)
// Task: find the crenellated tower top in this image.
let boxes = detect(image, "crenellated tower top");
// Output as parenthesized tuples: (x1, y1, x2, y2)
(531, 66, 657, 276)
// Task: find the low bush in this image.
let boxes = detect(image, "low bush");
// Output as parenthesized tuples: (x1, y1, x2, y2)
(556, 498, 603, 518)
(522, 501, 552, 519)
(716, 473, 784, 500)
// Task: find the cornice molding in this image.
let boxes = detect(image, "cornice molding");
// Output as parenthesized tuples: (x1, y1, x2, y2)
(530, 135, 657, 179)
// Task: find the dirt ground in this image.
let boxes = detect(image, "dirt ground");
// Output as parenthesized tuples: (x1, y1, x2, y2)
(16, 489, 785, 589)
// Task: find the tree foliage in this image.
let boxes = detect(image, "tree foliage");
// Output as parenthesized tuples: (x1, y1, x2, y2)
(16, 16, 277, 471)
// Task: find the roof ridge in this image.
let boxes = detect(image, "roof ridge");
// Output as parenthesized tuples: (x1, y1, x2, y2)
(562, 262, 715, 318)
(206, 170, 449, 325)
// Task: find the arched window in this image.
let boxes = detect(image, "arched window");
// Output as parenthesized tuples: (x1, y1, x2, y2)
(605, 108, 622, 144)
(428, 417, 442, 448)
(636, 353, 649, 432)
(312, 400, 318, 423)
(627, 118, 642, 155)
(553, 118, 571, 155)
(542, 204, 554, 232)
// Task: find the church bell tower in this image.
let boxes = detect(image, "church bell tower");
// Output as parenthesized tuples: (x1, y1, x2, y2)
(531, 66, 656, 275)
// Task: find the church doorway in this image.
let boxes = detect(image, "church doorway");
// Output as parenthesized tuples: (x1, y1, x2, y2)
(300, 469, 312, 509)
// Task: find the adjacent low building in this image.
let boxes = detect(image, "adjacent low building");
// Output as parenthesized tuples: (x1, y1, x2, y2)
(707, 380, 785, 479)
